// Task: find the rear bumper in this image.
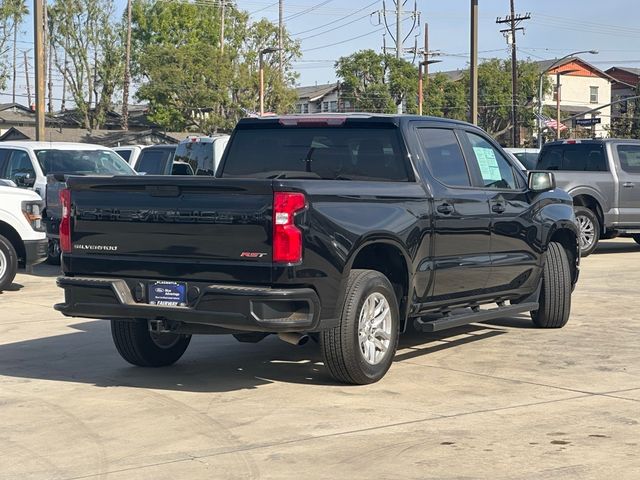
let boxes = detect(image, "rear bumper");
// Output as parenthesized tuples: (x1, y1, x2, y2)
(55, 276, 322, 333)
(23, 239, 48, 266)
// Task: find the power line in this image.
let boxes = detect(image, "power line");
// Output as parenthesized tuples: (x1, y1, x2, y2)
(292, 1, 378, 36)
(284, 0, 334, 21)
(298, 13, 372, 41)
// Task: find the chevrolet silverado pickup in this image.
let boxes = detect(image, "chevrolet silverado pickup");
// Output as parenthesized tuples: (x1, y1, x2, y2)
(55, 115, 580, 384)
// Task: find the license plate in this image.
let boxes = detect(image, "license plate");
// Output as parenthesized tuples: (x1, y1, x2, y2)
(148, 281, 187, 307)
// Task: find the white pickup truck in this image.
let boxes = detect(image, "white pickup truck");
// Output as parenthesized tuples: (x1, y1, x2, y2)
(0, 180, 47, 291)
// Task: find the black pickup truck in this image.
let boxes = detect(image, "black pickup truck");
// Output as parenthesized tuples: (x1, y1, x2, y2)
(55, 115, 580, 384)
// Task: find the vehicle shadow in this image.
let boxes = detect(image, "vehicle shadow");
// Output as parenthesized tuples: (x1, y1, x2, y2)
(593, 240, 640, 255)
(1, 283, 24, 292)
(0, 315, 530, 392)
(21, 263, 62, 278)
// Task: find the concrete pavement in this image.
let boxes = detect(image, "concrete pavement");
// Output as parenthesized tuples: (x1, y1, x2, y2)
(0, 239, 639, 479)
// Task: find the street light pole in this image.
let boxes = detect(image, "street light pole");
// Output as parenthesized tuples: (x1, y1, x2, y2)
(537, 49, 597, 147)
(259, 47, 280, 116)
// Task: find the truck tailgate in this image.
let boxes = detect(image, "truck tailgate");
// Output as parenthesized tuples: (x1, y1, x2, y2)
(64, 176, 274, 283)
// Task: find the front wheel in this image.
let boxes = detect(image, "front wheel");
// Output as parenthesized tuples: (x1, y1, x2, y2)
(321, 269, 400, 385)
(574, 207, 600, 257)
(111, 320, 191, 367)
(531, 242, 572, 328)
(0, 234, 18, 292)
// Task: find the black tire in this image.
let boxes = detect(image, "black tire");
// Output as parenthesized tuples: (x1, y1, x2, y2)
(0, 234, 18, 292)
(111, 320, 191, 367)
(574, 206, 600, 257)
(531, 242, 572, 329)
(320, 269, 400, 385)
(46, 239, 61, 265)
(633, 234, 640, 246)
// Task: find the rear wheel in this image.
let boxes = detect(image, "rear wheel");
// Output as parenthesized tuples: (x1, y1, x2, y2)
(111, 320, 191, 367)
(0, 234, 18, 291)
(321, 269, 399, 385)
(574, 207, 600, 257)
(531, 242, 571, 329)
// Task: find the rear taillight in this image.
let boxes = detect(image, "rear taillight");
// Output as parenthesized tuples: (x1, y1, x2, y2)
(59, 188, 72, 253)
(273, 192, 306, 263)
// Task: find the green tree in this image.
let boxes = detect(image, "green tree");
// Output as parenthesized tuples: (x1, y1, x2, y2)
(423, 72, 467, 120)
(49, 0, 124, 129)
(0, 0, 28, 91)
(335, 50, 420, 113)
(131, 0, 299, 133)
(631, 82, 640, 139)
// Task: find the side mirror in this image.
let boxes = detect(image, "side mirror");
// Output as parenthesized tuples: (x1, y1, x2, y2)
(528, 171, 556, 193)
(14, 172, 35, 188)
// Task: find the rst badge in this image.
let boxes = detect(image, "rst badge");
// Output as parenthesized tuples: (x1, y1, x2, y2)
(240, 251, 267, 258)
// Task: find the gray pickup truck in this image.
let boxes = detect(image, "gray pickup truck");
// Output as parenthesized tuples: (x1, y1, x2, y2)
(538, 139, 640, 256)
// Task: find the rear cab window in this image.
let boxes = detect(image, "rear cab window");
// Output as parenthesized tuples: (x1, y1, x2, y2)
(538, 143, 608, 172)
(221, 122, 410, 181)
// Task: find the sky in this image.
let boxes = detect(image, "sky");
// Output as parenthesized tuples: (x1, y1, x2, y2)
(6, 0, 640, 106)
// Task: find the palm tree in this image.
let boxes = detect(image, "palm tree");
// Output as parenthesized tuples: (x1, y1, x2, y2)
(10, 0, 29, 104)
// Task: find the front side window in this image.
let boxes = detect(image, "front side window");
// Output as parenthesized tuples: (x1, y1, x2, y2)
(590, 86, 599, 103)
(3, 150, 35, 182)
(416, 128, 470, 187)
(617, 145, 640, 173)
(465, 132, 517, 189)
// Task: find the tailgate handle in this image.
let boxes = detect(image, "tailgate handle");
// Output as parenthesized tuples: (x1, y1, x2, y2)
(146, 185, 181, 197)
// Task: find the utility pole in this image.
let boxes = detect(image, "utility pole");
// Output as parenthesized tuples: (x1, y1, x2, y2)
(34, 0, 46, 140)
(24, 50, 32, 107)
(418, 23, 441, 116)
(279, 0, 284, 75)
(378, 0, 421, 115)
(47, 3, 53, 115)
(496, 1, 530, 147)
(470, 0, 478, 125)
(122, 0, 132, 130)
(220, 0, 225, 54)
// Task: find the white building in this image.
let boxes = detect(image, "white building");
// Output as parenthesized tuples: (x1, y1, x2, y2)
(537, 57, 613, 138)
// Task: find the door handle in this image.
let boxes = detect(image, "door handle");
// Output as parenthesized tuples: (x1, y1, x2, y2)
(492, 203, 506, 214)
(623, 182, 635, 188)
(436, 203, 454, 215)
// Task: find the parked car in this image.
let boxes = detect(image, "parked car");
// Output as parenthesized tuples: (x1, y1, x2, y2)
(114, 145, 145, 166)
(174, 135, 230, 175)
(537, 139, 640, 256)
(506, 148, 540, 170)
(4, 143, 138, 264)
(0, 181, 47, 290)
(55, 114, 579, 385)
(130, 145, 193, 175)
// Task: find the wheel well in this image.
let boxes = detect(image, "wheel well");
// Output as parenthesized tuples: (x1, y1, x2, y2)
(572, 194, 603, 232)
(0, 221, 25, 267)
(550, 228, 578, 284)
(351, 243, 410, 322)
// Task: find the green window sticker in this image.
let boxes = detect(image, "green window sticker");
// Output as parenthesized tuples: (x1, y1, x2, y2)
(473, 147, 501, 182)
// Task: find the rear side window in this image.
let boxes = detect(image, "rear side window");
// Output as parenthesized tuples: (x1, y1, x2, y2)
(617, 145, 640, 173)
(222, 127, 409, 181)
(116, 150, 132, 162)
(135, 149, 174, 175)
(416, 128, 470, 187)
(538, 144, 607, 171)
(512, 152, 538, 170)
